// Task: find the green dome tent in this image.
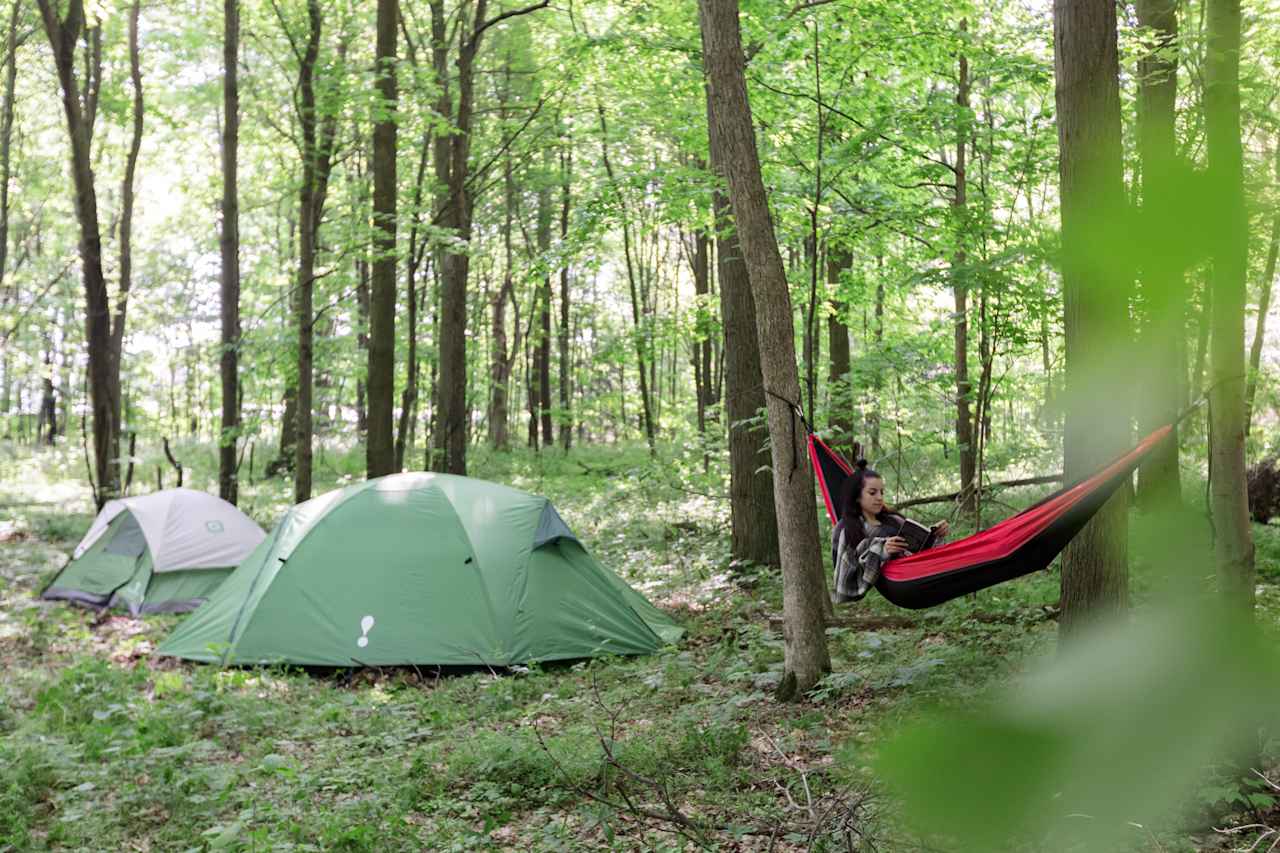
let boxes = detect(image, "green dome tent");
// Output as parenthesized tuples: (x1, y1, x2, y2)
(42, 488, 267, 615)
(156, 473, 682, 666)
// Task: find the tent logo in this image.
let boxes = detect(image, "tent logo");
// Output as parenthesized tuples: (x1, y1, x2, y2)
(205, 520, 225, 534)
(357, 615, 375, 648)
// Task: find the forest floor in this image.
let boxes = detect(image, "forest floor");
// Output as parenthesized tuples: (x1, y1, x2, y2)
(3, 439, 1280, 852)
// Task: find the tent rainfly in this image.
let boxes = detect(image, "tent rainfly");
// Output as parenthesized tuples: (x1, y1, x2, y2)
(42, 489, 266, 615)
(156, 473, 682, 666)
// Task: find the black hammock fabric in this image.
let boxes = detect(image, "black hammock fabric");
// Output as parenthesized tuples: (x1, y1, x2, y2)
(809, 426, 1173, 609)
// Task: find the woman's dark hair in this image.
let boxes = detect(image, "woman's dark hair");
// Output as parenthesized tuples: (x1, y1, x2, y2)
(837, 460, 899, 550)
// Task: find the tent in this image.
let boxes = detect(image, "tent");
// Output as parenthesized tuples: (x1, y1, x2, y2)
(156, 473, 682, 666)
(43, 488, 266, 615)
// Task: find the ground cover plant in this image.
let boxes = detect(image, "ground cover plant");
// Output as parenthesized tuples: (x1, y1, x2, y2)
(4, 441, 1280, 852)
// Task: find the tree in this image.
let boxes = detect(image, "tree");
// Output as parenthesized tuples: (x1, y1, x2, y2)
(701, 69, 779, 570)
(37, 0, 143, 509)
(700, 0, 829, 697)
(1133, 0, 1183, 510)
(292, 0, 340, 503)
(219, 0, 242, 505)
(951, 20, 977, 513)
(1205, 0, 1254, 611)
(1053, 0, 1131, 637)
(429, 0, 550, 475)
(366, 0, 397, 478)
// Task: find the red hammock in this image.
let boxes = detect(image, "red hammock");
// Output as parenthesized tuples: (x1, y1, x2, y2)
(809, 426, 1173, 609)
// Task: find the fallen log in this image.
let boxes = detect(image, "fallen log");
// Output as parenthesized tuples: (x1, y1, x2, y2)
(766, 607, 1057, 633)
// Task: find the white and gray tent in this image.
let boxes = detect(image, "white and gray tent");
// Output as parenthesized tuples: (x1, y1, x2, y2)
(42, 488, 266, 615)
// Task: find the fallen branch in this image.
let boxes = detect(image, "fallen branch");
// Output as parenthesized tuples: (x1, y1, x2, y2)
(767, 608, 1057, 633)
(894, 473, 1063, 511)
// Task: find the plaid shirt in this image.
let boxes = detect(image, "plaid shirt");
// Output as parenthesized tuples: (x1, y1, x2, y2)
(832, 518, 901, 604)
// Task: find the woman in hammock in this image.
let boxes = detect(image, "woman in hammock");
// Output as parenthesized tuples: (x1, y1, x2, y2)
(832, 460, 950, 603)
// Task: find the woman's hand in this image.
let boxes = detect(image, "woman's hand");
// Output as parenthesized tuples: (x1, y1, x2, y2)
(884, 536, 910, 555)
(932, 520, 951, 540)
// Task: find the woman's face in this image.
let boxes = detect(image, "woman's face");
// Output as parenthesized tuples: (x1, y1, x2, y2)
(859, 476, 885, 517)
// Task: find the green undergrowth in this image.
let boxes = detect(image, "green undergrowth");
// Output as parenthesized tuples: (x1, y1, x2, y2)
(2, 439, 1279, 850)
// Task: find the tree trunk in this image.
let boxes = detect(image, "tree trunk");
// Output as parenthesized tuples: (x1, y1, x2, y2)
(826, 249, 853, 457)
(953, 23, 977, 513)
(37, 0, 119, 508)
(598, 104, 657, 456)
(713, 170, 779, 569)
(870, 273, 884, 459)
(0, 0, 19, 294)
(111, 0, 142, 458)
(293, 0, 337, 503)
(367, 0, 398, 478)
(219, 0, 241, 504)
(1053, 0, 1131, 639)
(558, 141, 573, 452)
(1133, 0, 1183, 510)
(356, 256, 370, 435)
(1245, 142, 1280, 435)
(1205, 0, 1254, 612)
(537, 152, 553, 446)
(700, 0, 830, 698)
(691, 227, 711, 439)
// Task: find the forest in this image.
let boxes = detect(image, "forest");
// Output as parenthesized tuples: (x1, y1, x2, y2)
(4, 0, 1280, 848)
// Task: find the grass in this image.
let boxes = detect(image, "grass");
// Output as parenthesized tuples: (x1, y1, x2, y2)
(2, 437, 1279, 851)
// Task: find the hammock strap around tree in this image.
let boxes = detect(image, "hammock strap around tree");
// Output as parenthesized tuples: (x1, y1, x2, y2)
(807, 426, 1174, 609)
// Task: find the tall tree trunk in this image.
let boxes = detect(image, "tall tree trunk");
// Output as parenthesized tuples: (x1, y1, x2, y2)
(429, 0, 548, 474)
(367, 0, 398, 477)
(37, 0, 118, 508)
(537, 152, 553, 446)
(701, 0, 830, 698)
(219, 0, 241, 504)
(293, 0, 337, 502)
(598, 104, 657, 456)
(356, 256, 370, 435)
(709, 116, 779, 568)
(826, 249, 852, 456)
(558, 141, 573, 452)
(1133, 0, 1183, 510)
(953, 21, 977, 513)
(691, 227, 711, 439)
(111, 0, 142, 454)
(1245, 142, 1280, 435)
(1053, 0, 1131, 639)
(870, 272, 884, 458)
(1205, 0, 1254, 612)
(0, 0, 19, 294)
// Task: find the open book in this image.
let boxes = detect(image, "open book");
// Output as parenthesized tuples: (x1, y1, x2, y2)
(894, 517, 937, 553)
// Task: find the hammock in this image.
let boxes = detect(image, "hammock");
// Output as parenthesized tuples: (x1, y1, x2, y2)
(808, 426, 1173, 609)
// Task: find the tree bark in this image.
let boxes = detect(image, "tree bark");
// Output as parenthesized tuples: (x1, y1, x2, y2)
(826, 249, 853, 457)
(1245, 142, 1280, 435)
(953, 22, 977, 513)
(1205, 0, 1254, 611)
(691, 227, 711, 439)
(1053, 0, 1131, 638)
(1133, 0, 1183, 510)
(537, 150, 553, 446)
(0, 0, 19, 295)
(219, 0, 241, 504)
(367, 0, 398, 477)
(293, 0, 338, 503)
(700, 0, 830, 697)
(37, 0, 119, 508)
(713, 169, 779, 569)
(558, 140, 573, 451)
(356, 255, 370, 435)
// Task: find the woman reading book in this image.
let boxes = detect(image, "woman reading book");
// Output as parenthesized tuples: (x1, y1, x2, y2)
(832, 460, 950, 603)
